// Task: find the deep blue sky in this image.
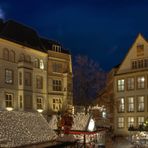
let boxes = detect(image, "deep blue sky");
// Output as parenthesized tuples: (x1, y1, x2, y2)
(1, 0, 148, 71)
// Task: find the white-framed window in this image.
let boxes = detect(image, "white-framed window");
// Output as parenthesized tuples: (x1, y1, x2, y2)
(5, 93, 13, 108)
(52, 80, 62, 91)
(118, 98, 125, 112)
(138, 117, 144, 126)
(127, 77, 134, 90)
(127, 97, 134, 112)
(137, 76, 145, 89)
(52, 45, 61, 52)
(5, 69, 13, 84)
(118, 117, 124, 128)
(52, 98, 62, 111)
(137, 96, 145, 112)
(128, 117, 135, 127)
(37, 97, 43, 109)
(117, 79, 125, 91)
(39, 60, 44, 69)
(36, 76, 43, 89)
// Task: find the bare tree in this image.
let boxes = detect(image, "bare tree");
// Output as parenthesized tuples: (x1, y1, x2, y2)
(73, 55, 107, 107)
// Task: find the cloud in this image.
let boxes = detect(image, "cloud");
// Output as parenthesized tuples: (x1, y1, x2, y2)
(0, 7, 5, 19)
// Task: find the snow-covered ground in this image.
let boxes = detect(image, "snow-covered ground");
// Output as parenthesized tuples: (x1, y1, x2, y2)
(0, 111, 57, 147)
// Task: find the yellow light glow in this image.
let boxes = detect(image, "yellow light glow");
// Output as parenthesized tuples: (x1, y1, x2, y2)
(6, 107, 13, 111)
(88, 119, 95, 131)
(37, 109, 43, 113)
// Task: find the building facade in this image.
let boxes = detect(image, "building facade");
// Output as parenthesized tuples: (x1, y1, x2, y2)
(0, 20, 73, 115)
(114, 34, 148, 135)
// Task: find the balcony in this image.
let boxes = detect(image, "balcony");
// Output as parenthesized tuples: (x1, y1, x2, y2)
(18, 61, 33, 69)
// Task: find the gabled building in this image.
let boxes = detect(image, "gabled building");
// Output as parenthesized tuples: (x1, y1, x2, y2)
(114, 34, 148, 135)
(0, 20, 73, 115)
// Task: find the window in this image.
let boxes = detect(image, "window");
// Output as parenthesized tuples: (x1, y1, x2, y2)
(36, 76, 43, 89)
(34, 58, 39, 68)
(137, 44, 144, 56)
(37, 97, 43, 109)
(3, 48, 9, 61)
(52, 45, 61, 52)
(5, 69, 13, 84)
(24, 72, 32, 86)
(19, 72, 22, 85)
(20, 95, 23, 109)
(52, 98, 62, 111)
(138, 117, 144, 126)
(5, 93, 13, 107)
(53, 80, 62, 91)
(39, 60, 44, 69)
(117, 79, 125, 91)
(52, 63, 62, 73)
(127, 77, 134, 90)
(137, 96, 145, 112)
(132, 58, 148, 69)
(118, 98, 125, 112)
(9, 50, 15, 62)
(137, 76, 145, 89)
(128, 117, 135, 127)
(127, 97, 134, 112)
(118, 117, 124, 128)
(19, 54, 25, 62)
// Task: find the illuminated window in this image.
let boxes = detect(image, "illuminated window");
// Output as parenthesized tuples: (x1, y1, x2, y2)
(117, 79, 125, 91)
(9, 50, 15, 62)
(39, 60, 44, 69)
(137, 76, 145, 89)
(138, 117, 144, 126)
(137, 96, 144, 112)
(3, 48, 9, 61)
(118, 98, 125, 112)
(128, 117, 135, 127)
(5, 93, 13, 108)
(5, 69, 13, 84)
(52, 80, 62, 91)
(37, 97, 43, 109)
(24, 72, 32, 86)
(36, 76, 43, 89)
(127, 97, 134, 112)
(52, 98, 62, 111)
(127, 77, 134, 90)
(118, 117, 124, 128)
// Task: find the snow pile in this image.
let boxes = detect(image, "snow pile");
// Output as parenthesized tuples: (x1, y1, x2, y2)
(72, 113, 90, 131)
(48, 115, 58, 129)
(0, 111, 57, 147)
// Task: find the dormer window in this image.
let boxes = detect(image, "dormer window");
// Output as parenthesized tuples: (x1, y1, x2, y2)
(52, 45, 61, 52)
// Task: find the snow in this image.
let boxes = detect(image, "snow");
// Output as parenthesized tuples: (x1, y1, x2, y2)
(0, 111, 57, 147)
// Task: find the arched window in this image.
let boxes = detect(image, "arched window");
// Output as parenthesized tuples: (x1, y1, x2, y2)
(9, 50, 15, 62)
(34, 58, 39, 68)
(25, 55, 31, 63)
(40, 60, 44, 69)
(19, 54, 25, 62)
(3, 48, 9, 60)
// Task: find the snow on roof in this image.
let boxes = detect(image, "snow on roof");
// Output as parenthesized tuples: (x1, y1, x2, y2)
(0, 111, 57, 147)
(72, 113, 91, 131)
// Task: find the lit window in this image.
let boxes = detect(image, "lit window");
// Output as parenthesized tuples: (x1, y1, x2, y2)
(52, 98, 62, 111)
(127, 97, 134, 112)
(137, 76, 145, 89)
(128, 117, 135, 127)
(24, 72, 32, 86)
(5, 93, 13, 108)
(117, 79, 125, 91)
(138, 117, 144, 126)
(52, 80, 62, 91)
(37, 97, 43, 109)
(40, 60, 44, 69)
(36, 76, 43, 89)
(3, 48, 9, 61)
(137, 96, 144, 112)
(5, 69, 13, 84)
(127, 77, 134, 90)
(118, 98, 125, 112)
(118, 117, 124, 128)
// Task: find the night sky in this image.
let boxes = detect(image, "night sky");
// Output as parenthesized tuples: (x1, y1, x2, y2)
(1, 0, 148, 71)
